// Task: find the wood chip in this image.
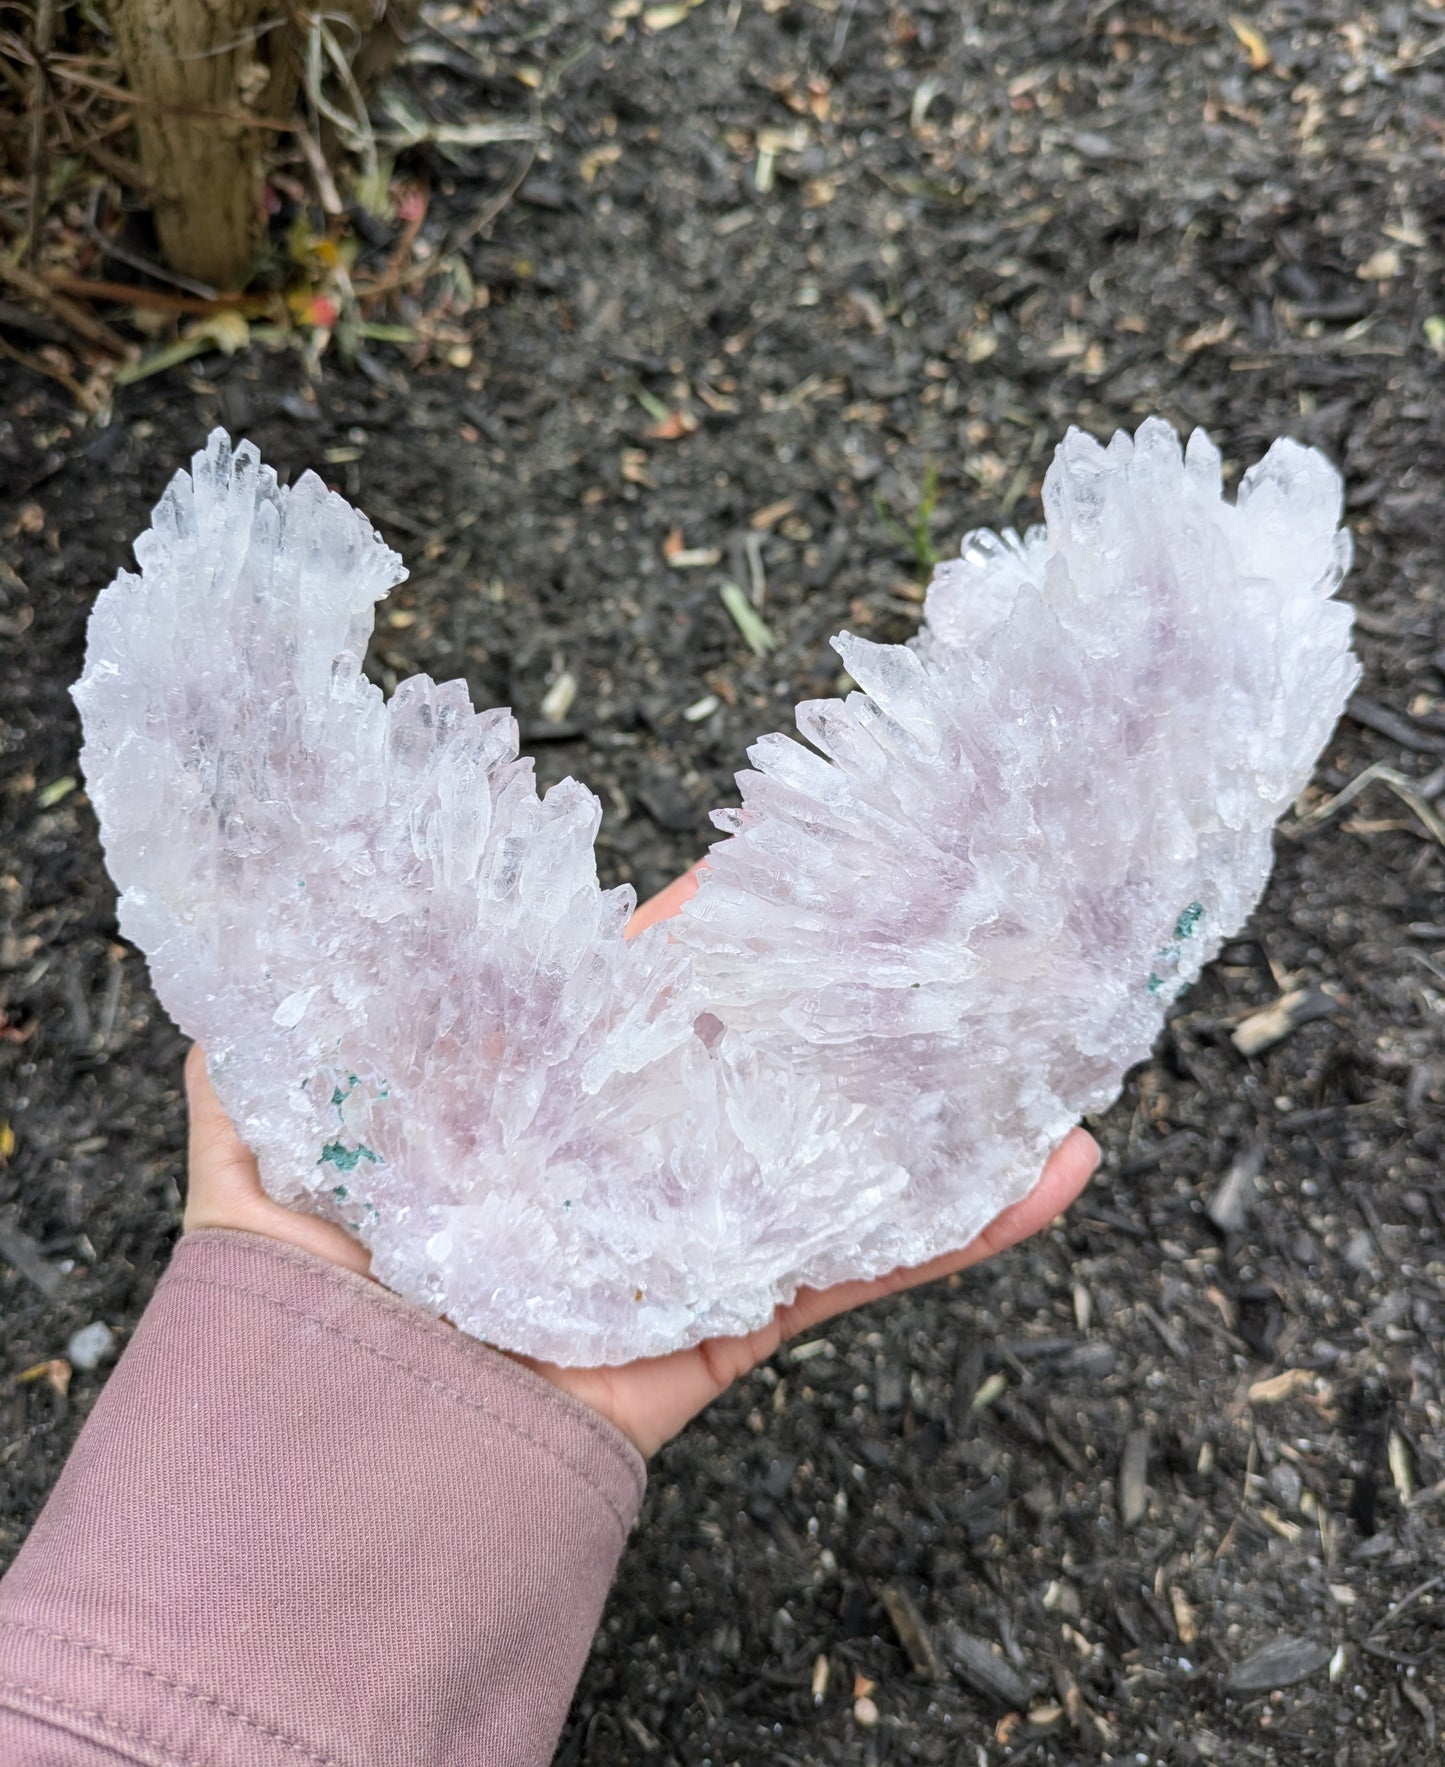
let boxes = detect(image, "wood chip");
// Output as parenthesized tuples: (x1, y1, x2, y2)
(16, 1357, 71, 1398)
(1226, 1635, 1332, 1694)
(1388, 1429, 1414, 1502)
(620, 449, 655, 488)
(539, 671, 577, 724)
(943, 1621, 1035, 1708)
(1356, 247, 1401, 281)
(1231, 987, 1339, 1056)
(1207, 1141, 1264, 1233)
(1169, 1586, 1198, 1645)
(881, 1585, 942, 1678)
(0, 1214, 64, 1299)
(1119, 1428, 1150, 1527)
(1248, 1367, 1315, 1405)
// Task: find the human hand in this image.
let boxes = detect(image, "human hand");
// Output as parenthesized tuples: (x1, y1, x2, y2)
(184, 866, 1098, 1457)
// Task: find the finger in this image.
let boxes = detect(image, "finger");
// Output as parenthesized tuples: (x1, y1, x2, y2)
(557, 1127, 1101, 1457)
(775, 1126, 1100, 1341)
(185, 1043, 262, 1196)
(625, 863, 705, 938)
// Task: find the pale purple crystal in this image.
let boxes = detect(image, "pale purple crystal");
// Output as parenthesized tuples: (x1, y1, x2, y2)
(72, 419, 1358, 1362)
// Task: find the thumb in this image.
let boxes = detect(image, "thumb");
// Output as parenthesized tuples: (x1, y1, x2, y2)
(182, 1045, 374, 1277)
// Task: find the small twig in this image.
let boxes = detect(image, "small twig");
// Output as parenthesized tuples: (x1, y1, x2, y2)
(448, 117, 539, 252)
(0, 296, 67, 343)
(1214, 1435, 1258, 1561)
(296, 123, 344, 216)
(1348, 694, 1445, 756)
(82, 222, 220, 297)
(77, 136, 149, 193)
(43, 270, 270, 317)
(0, 254, 131, 356)
(1370, 1571, 1445, 1637)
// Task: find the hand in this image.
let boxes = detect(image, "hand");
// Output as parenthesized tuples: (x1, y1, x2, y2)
(184, 867, 1099, 1456)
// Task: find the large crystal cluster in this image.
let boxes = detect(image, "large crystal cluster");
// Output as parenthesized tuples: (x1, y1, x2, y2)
(73, 421, 1358, 1362)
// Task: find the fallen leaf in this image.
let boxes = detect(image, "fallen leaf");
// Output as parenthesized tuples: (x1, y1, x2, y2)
(0, 1121, 13, 1160)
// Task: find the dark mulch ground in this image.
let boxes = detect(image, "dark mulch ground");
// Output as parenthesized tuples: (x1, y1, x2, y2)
(4, 2, 1445, 1761)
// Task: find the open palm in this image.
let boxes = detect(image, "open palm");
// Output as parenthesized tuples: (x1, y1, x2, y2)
(184, 868, 1099, 1457)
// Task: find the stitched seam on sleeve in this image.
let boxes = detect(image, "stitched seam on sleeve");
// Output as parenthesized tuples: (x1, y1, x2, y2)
(178, 1233, 645, 1475)
(0, 1656, 341, 1767)
(165, 1272, 640, 1535)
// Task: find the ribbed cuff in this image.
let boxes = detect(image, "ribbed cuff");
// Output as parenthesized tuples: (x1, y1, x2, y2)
(0, 1229, 645, 1767)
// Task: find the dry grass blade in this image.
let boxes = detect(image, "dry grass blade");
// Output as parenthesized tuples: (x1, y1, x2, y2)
(26, 0, 58, 266)
(0, 331, 102, 412)
(1288, 762, 1445, 846)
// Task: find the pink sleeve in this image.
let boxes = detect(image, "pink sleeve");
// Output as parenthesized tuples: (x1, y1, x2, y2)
(0, 1229, 646, 1766)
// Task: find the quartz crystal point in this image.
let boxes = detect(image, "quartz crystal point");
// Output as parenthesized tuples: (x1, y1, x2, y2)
(72, 420, 1358, 1362)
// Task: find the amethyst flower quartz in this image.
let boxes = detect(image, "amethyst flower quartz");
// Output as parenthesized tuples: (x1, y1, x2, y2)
(72, 420, 1358, 1362)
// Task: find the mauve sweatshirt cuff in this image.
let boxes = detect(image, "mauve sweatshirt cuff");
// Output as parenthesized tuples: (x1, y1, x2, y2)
(0, 1228, 646, 1767)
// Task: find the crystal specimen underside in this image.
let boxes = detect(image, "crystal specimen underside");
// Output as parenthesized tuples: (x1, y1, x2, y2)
(72, 420, 1359, 1363)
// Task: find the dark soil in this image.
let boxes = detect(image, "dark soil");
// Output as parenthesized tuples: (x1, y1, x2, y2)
(3, 2, 1445, 1761)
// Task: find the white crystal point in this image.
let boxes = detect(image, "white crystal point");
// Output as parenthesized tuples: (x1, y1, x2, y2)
(73, 421, 1358, 1363)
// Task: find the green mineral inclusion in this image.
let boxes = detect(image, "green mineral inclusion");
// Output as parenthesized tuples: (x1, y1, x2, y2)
(317, 1071, 386, 1176)
(319, 1140, 380, 1172)
(1148, 900, 1205, 995)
